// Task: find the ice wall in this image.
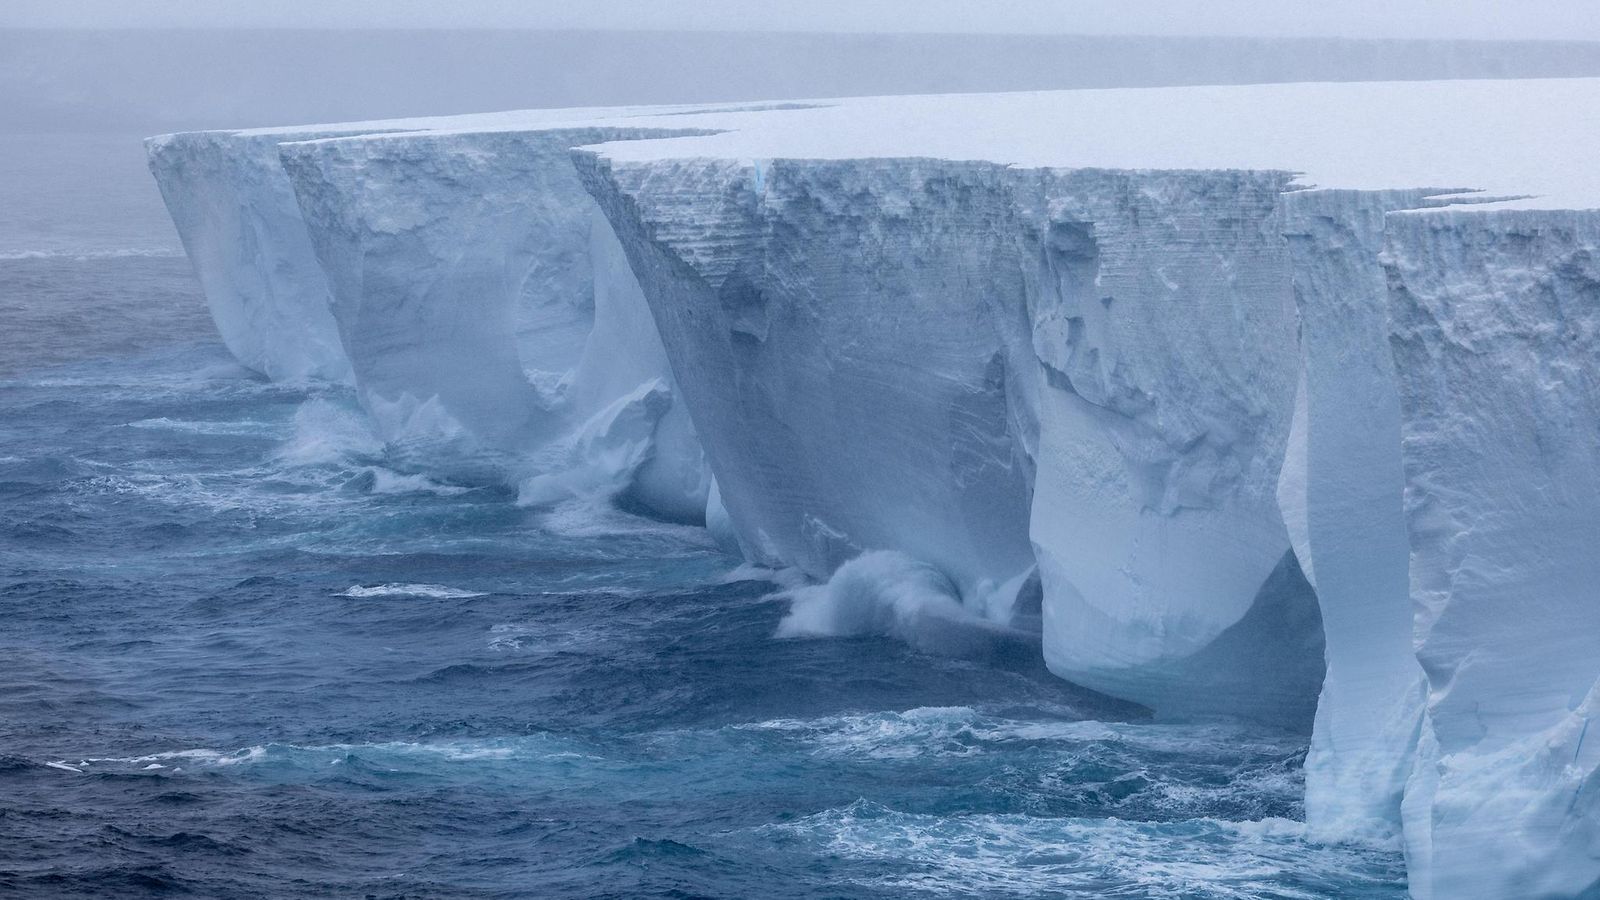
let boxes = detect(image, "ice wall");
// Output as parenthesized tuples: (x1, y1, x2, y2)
(583, 154, 1325, 721)
(579, 156, 1039, 614)
(583, 150, 1600, 893)
(277, 128, 711, 518)
(1027, 168, 1320, 725)
(1277, 189, 1436, 841)
(1386, 208, 1600, 899)
(146, 128, 374, 381)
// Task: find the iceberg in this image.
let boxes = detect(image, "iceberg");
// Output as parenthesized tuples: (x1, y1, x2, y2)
(580, 157, 1039, 618)
(275, 125, 713, 517)
(146, 128, 367, 381)
(1022, 167, 1318, 726)
(148, 77, 1600, 897)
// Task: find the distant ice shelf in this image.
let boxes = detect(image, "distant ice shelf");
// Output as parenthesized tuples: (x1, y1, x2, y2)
(148, 78, 1600, 899)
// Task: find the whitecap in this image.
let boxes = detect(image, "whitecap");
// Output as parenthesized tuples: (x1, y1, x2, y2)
(487, 621, 611, 653)
(359, 467, 472, 496)
(0, 248, 185, 261)
(274, 397, 383, 467)
(55, 737, 596, 776)
(58, 747, 267, 769)
(336, 583, 488, 600)
(721, 562, 810, 589)
(124, 417, 280, 437)
(533, 497, 715, 546)
(730, 708, 1308, 807)
(775, 550, 1029, 656)
(758, 800, 1405, 898)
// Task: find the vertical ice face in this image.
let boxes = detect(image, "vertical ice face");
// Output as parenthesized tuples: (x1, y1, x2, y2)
(582, 156, 1040, 617)
(586, 154, 1324, 720)
(1277, 189, 1435, 841)
(278, 130, 559, 475)
(1386, 208, 1600, 900)
(146, 129, 371, 382)
(581, 209, 713, 522)
(277, 128, 711, 518)
(1027, 169, 1323, 726)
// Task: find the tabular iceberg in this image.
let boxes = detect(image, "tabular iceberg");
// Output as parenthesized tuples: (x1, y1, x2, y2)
(148, 78, 1600, 898)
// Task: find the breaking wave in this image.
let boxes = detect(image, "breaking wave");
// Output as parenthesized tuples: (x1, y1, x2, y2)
(776, 551, 1031, 657)
(336, 584, 489, 600)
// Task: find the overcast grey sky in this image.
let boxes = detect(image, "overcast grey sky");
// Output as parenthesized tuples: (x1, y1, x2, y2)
(6, 0, 1600, 42)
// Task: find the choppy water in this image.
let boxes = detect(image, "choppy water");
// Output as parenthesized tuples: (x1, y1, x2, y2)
(0, 138, 1409, 898)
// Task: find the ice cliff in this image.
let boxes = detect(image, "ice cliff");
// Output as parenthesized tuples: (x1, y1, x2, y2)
(147, 127, 367, 381)
(1386, 209, 1600, 899)
(276, 125, 714, 519)
(148, 79, 1600, 898)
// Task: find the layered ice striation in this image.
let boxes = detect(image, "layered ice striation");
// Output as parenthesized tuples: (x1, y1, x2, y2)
(581, 157, 1039, 618)
(149, 78, 1600, 897)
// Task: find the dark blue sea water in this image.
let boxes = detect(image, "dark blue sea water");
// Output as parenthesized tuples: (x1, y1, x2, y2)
(0, 135, 1409, 899)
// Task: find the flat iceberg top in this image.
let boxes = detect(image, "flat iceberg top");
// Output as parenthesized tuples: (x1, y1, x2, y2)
(576, 78, 1600, 211)
(190, 79, 1598, 210)
(204, 102, 819, 141)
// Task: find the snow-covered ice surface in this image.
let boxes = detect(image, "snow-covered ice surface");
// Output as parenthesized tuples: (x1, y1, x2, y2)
(147, 76, 1600, 897)
(582, 79, 1600, 209)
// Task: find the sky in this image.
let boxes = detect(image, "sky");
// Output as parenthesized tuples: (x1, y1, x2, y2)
(6, 0, 1600, 43)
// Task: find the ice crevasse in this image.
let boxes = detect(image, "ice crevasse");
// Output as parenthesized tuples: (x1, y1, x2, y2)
(149, 79, 1600, 898)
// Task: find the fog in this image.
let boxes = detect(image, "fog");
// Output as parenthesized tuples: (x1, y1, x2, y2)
(8, 0, 1600, 43)
(6, 29, 1600, 135)
(7, 25, 1600, 260)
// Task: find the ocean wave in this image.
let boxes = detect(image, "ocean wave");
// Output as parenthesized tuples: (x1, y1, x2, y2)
(0, 248, 185, 261)
(534, 496, 716, 546)
(774, 551, 1030, 657)
(49, 747, 268, 772)
(735, 707, 1300, 761)
(336, 583, 488, 600)
(721, 561, 810, 589)
(351, 466, 473, 496)
(274, 397, 383, 468)
(124, 417, 281, 437)
(758, 800, 1405, 898)
(46, 736, 601, 776)
(721, 708, 1307, 821)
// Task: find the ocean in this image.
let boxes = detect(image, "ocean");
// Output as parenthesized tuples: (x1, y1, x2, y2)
(0, 132, 1407, 898)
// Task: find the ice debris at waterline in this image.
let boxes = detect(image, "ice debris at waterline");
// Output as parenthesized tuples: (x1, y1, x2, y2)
(147, 78, 1600, 898)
